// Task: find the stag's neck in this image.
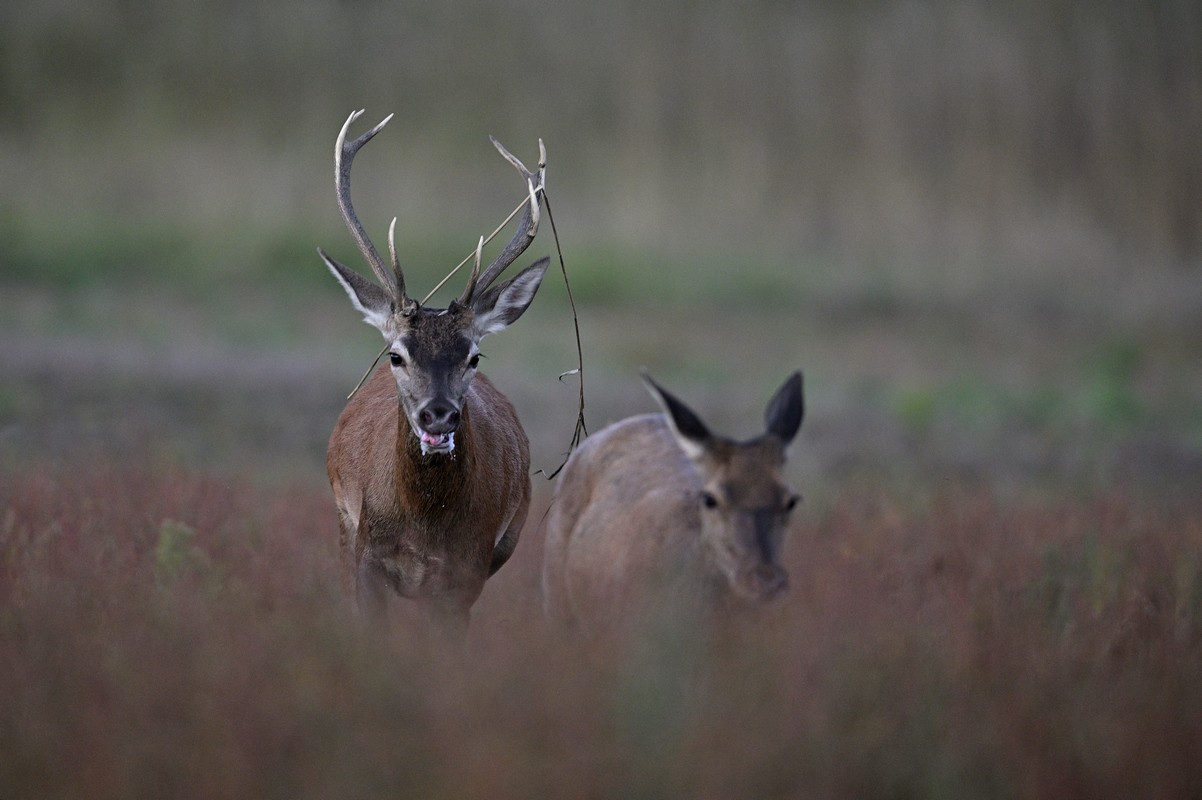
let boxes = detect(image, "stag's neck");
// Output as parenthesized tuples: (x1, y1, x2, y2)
(394, 405, 474, 518)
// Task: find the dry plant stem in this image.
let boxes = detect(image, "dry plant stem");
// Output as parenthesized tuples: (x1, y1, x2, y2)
(540, 189, 588, 479)
(421, 190, 539, 305)
(344, 192, 543, 401)
(346, 344, 391, 400)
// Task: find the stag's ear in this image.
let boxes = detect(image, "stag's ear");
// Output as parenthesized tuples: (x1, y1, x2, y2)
(320, 248, 393, 331)
(643, 371, 712, 461)
(472, 257, 549, 337)
(764, 371, 804, 446)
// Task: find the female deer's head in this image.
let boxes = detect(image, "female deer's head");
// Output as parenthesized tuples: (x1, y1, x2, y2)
(645, 372, 804, 601)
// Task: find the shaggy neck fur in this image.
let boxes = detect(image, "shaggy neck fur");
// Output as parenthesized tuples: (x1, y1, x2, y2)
(394, 399, 475, 521)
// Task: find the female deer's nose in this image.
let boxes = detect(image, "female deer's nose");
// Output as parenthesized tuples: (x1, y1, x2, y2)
(419, 402, 460, 434)
(751, 563, 789, 600)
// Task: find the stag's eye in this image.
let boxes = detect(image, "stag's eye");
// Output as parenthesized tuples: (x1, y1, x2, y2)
(468, 353, 481, 369)
(784, 494, 801, 512)
(389, 352, 405, 368)
(700, 491, 719, 510)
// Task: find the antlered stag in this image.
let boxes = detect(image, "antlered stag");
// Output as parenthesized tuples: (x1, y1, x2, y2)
(543, 371, 804, 630)
(320, 110, 548, 632)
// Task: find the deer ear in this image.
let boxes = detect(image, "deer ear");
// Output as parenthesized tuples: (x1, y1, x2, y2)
(642, 371, 712, 460)
(764, 371, 804, 446)
(472, 257, 549, 336)
(320, 248, 393, 332)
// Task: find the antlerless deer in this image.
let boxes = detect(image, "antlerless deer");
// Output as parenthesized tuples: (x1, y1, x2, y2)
(320, 111, 548, 632)
(543, 372, 804, 631)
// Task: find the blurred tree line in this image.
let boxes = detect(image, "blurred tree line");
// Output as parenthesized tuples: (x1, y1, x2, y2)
(1, 0, 1199, 288)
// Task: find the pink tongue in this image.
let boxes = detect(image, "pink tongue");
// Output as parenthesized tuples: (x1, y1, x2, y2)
(421, 431, 449, 446)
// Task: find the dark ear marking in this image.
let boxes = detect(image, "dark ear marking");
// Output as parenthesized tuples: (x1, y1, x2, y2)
(642, 371, 712, 458)
(764, 371, 804, 445)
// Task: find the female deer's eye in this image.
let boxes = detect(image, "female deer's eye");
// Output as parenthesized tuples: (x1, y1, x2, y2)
(468, 353, 481, 369)
(701, 492, 719, 510)
(389, 352, 405, 368)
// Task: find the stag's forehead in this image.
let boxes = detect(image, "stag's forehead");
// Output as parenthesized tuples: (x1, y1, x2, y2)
(394, 305, 474, 361)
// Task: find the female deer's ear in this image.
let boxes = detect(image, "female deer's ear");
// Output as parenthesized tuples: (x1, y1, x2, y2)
(471, 257, 550, 337)
(642, 371, 712, 460)
(764, 371, 804, 446)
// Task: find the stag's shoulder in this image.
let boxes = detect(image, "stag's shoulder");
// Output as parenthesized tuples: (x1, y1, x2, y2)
(329, 366, 397, 466)
(465, 373, 524, 443)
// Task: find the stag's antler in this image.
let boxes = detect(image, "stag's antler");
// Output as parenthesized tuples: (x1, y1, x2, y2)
(457, 137, 546, 305)
(335, 110, 416, 315)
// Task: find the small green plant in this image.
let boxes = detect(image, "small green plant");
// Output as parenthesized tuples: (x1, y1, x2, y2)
(152, 519, 211, 590)
(0, 387, 23, 423)
(896, 387, 938, 434)
(1086, 340, 1145, 429)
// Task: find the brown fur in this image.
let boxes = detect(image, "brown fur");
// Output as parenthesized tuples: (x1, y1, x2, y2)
(543, 374, 803, 631)
(318, 114, 548, 635)
(328, 365, 530, 630)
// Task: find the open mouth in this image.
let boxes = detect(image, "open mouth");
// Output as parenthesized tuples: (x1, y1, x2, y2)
(417, 429, 455, 456)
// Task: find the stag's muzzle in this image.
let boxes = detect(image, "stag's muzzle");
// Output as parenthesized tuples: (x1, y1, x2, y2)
(416, 401, 460, 455)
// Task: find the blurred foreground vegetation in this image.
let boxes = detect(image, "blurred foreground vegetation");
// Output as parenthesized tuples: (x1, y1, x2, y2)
(3, 465, 1201, 798)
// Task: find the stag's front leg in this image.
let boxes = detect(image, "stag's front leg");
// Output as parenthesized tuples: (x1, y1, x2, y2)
(355, 556, 391, 621)
(420, 596, 472, 643)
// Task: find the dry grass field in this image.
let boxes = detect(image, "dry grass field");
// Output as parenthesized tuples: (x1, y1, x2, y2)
(3, 457, 1201, 798)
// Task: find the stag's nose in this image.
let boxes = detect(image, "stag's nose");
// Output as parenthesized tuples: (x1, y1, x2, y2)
(418, 402, 460, 435)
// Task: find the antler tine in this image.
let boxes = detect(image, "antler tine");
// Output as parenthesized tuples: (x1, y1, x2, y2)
(335, 110, 412, 309)
(463, 137, 546, 299)
(458, 235, 484, 305)
(386, 217, 401, 288)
